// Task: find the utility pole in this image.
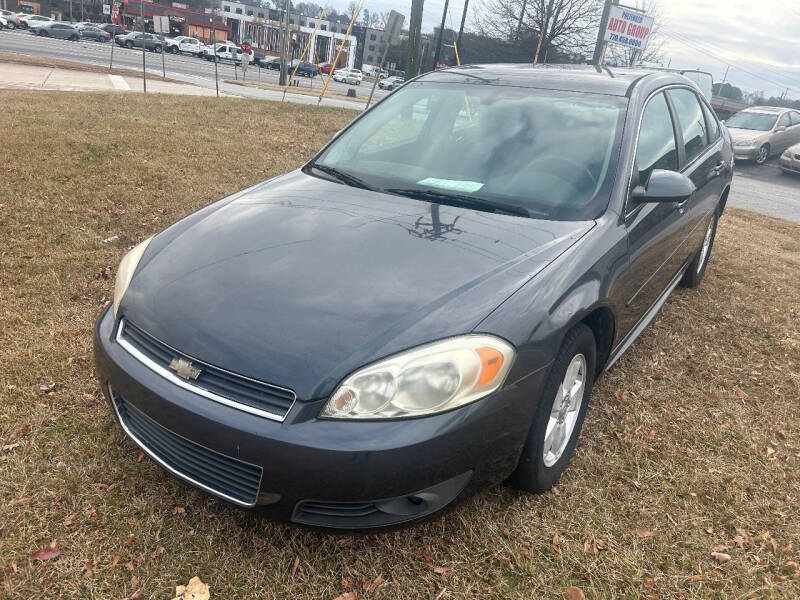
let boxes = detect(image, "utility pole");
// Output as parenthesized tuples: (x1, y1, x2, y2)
(279, 0, 290, 85)
(533, 0, 554, 64)
(140, 0, 146, 93)
(592, 0, 617, 66)
(721, 64, 729, 84)
(406, 0, 423, 78)
(431, 0, 449, 70)
(515, 0, 527, 40)
(456, 0, 469, 54)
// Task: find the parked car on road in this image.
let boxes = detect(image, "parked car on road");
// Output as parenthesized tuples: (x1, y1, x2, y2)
(165, 35, 202, 56)
(115, 32, 163, 53)
(18, 14, 53, 28)
(779, 142, 800, 175)
(378, 75, 404, 90)
(725, 106, 800, 165)
(79, 24, 110, 42)
(0, 9, 20, 28)
(317, 62, 335, 74)
(289, 59, 317, 77)
(257, 55, 281, 69)
(100, 23, 126, 37)
(332, 67, 362, 85)
(30, 21, 80, 40)
(0, 15, 7, 28)
(96, 65, 733, 529)
(202, 42, 252, 63)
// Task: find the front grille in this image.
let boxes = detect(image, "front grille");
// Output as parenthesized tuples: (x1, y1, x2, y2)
(794, 153, 800, 160)
(110, 387, 262, 506)
(118, 320, 295, 420)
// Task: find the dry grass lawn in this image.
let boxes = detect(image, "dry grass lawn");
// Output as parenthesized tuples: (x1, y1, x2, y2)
(1, 90, 799, 599)
(0, 51, 178, 82)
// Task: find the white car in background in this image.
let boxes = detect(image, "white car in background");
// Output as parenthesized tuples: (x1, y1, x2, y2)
(0, 9, 20, 28)
(202, 42, 254, 64)
(18, 14, 53, 28)
(165, 35, 203, 56)
(332, 67, 363, 86)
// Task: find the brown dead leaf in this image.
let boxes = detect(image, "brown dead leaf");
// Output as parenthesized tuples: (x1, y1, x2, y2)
(633, 528, 655, 539)
(341, 577, 354, 592)
(172, 506, 186, 517)
(124, 561, 135, 571)
(711, 551, 731, 564)
(151, 546, 165, 559)
(333, 594, 357, 600)
(290, 556, 300, 577)
(705, 526, 714, 534)
(8, 497, 31, 507)
(29, 547, 60, 561)
(172, 576, 210, 600)
(417, 548, 434, 564)
(564, 586, 586, 600)
(434, 566, 452, 577)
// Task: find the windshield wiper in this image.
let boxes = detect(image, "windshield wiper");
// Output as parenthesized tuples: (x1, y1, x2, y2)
(307, 163, 375, 190)
(385, 188, 531, 218)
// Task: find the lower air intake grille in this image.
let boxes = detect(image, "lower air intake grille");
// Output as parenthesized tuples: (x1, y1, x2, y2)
(110, 388, 262, 506)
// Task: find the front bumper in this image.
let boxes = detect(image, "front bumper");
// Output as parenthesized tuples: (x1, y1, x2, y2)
(733, 145, 760, 160)
(94, 306, 542, 529)
(779, 154, 800, 174)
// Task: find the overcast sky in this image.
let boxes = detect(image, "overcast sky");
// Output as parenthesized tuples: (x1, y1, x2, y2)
(341, 0, 800, 98)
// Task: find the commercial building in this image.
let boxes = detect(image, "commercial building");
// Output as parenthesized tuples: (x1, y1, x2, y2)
(219, 0, 358, 69)
(119, 0, 229, 43)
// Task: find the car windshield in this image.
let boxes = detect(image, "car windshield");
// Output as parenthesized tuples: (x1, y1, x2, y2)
(310, 80, 626, 220)
(725, 112, 778, 131)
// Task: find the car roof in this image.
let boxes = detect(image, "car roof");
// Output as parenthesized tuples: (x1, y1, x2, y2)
(418, 63, 696, 97)
(742, 106, 786, 113)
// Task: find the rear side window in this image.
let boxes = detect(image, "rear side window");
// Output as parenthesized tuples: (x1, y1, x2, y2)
(791, 112, 800, 126)
(777, 113, 791, 128)
(636, 92, 678, 184)
(701, 101, 719, 142)
(668, 88, 709, 164)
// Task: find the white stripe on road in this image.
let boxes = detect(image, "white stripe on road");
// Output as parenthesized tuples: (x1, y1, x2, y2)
(108, 74, 130, 90)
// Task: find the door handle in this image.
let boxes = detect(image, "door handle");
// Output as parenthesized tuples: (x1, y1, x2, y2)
(711, 161, 726, 176)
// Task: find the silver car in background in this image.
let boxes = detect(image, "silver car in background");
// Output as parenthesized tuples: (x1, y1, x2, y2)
(779, 143, 800, 175)
(726, 106, 800, 164)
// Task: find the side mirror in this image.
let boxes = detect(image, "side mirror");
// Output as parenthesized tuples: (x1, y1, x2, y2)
(775, 125, 787, 132)
(631, 169, 695, 204)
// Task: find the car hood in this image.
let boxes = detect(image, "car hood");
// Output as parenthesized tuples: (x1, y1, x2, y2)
(121, 171, 593, 400)
(727, 127, 769, 143)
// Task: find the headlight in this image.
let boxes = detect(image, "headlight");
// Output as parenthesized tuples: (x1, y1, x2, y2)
(734, 139, 755, 147)
(113, 236, 153, 317)
(321, 335, 515, 419)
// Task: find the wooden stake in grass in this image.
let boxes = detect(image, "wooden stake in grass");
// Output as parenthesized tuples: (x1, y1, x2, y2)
(318, 1, 360, 104)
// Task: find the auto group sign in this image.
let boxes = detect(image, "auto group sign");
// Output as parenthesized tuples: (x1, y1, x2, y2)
(603, 5, 654, 51)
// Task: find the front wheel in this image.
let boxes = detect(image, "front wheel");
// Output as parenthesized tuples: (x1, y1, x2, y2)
(755, 144, 770, 165)
(509, 323, 596, 493)
(680, 211, 718, 288)
(153, 45, 162, 53)
(125, 40, 133, 49)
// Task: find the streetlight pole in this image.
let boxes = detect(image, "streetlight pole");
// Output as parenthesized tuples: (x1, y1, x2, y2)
(456, 0, 468, 54)
(431, 0, 449, 70)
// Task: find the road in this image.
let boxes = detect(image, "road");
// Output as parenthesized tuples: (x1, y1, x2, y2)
(0, 29, 387, 109)
(729, 157, 800, 223)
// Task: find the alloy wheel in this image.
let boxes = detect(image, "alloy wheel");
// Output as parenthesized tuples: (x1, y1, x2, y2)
(543, 354, 586, 467)
(756, 146, 768, 164)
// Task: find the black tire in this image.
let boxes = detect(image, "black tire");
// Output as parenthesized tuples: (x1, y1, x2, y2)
(754, 144, 770, 165)
(70, 34, 79, 41)
(680, 210, 718, 288)
(125, 40, 133, 49)
(154, 45, 162, 53)
(509, 323, 596, 493)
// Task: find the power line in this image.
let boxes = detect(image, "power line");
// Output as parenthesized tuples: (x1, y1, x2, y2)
(663, 27, 800, 91)
(661, 29, 800, 96)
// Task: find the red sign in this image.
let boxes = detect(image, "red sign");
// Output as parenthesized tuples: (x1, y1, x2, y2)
(241, 41, 251, 53)
(111, 4, 120, 24)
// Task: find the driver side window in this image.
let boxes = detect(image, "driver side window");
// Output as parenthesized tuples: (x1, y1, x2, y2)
(635, 92, 678, 186)
(777, 113, 791, 128)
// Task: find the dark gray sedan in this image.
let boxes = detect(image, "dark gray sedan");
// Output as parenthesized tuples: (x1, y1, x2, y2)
(115, 32, 163, 53)
(30, 22, 79, 40)
(95, 65, 733, 529)
(79, 24, 110, 42)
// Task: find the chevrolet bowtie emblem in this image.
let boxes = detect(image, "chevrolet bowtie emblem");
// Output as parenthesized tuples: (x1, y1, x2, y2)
(169, 357, 201, 380)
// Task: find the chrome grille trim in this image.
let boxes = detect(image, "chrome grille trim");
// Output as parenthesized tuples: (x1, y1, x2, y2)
(116, 319, 295, 422)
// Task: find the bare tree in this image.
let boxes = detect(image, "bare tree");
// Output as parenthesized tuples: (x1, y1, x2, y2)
(604, 0, 665, 66)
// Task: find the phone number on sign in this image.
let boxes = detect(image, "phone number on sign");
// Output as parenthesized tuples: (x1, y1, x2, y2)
(608, 32, 644, 48)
